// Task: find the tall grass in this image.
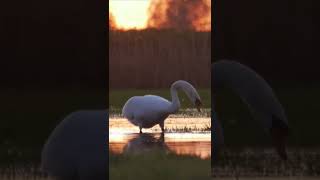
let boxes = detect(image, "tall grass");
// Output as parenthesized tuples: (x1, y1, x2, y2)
(109, 29, 211, 89)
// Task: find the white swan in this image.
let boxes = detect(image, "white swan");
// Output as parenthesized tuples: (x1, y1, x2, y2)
(122, 80, 202, 133)
(212, 60, 289, 160)
(41, 110, 108, 180)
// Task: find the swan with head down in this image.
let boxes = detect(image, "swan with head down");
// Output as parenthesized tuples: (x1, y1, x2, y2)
(122, 80, 202, 133)
(212, 60, 289, 160)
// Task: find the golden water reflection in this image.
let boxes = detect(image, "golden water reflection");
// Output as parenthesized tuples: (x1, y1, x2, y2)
(109, 118, 211, 159)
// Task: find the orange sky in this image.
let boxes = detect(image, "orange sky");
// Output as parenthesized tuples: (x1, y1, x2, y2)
(109, 0, 151, 30)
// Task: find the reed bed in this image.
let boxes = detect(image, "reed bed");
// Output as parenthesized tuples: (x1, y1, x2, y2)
(109, 29, 211, 89)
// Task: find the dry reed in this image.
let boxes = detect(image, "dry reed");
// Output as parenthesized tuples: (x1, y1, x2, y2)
(109, 29, 211, 89)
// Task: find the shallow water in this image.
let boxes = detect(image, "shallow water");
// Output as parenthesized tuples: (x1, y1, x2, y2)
(109, 117, 211, 159)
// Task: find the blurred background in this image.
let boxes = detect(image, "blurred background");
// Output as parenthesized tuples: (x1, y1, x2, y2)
(213, 0, 320, 147)
(0, 0, 107, 172)
(212, 1, 320, 177)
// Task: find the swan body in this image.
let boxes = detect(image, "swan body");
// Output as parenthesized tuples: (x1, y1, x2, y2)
(123, 95, 171, 129)
(41, 110, 108, 180)
(212, 60, 289, 160)
(122, 80, 202, 133)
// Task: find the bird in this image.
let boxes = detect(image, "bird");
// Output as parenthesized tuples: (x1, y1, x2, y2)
(212, 60, 289, 160)
(41, 110, 108, 180)
(122, 80, 202, 133)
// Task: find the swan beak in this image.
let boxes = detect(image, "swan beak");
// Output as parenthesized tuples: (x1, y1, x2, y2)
(195, 99, 202, 112)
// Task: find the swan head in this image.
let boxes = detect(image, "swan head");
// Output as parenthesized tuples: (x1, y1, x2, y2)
(171, 80, 202, 112)
(195, 98, 202, 112)
(270, 115, 289, 160)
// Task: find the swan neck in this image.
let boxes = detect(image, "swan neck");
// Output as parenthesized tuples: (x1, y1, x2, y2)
(169, 86, 180, 113)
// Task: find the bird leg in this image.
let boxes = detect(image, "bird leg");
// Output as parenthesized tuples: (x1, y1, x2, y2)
(159, 122, 165, 133)
(139, 126, 142, 134)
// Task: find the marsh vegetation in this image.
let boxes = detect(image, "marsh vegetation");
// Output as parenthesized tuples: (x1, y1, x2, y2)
(109, 30, 211, 89)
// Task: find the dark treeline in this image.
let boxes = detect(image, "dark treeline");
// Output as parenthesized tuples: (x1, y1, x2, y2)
(0, 0, 107, 89)
(213, 0, 319, 87)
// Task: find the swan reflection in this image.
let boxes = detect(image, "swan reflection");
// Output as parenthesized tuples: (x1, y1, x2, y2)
(123, 133, 169, 154)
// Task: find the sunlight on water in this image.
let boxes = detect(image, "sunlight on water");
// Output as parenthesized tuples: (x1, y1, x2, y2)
(109, 117, 211, 133)
(109, 117, 211, 159)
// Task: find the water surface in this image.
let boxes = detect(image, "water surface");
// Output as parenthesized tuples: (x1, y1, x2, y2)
(109, 117, 211, 159)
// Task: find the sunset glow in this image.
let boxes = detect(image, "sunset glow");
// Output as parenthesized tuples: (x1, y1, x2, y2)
(109, 0, 211, 31)
(109, 0, 151, 30)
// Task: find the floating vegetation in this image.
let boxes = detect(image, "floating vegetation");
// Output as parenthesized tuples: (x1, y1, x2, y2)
(164, 124, 211, 133)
